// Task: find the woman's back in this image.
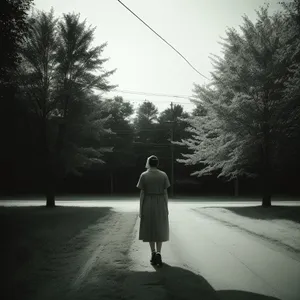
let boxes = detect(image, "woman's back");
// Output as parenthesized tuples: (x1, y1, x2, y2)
(140, 169, 169, 194)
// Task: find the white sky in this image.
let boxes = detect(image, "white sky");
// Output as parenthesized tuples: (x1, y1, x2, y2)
(34, 0, 284, 113)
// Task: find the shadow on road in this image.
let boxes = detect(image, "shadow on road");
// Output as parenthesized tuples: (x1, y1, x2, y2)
(123, 263, 282, 300)
(223, 206, 300, 224)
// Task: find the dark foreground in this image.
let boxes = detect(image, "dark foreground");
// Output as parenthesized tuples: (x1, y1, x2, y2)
(1, 203, 300, 300)
(0, 206, 111, 300)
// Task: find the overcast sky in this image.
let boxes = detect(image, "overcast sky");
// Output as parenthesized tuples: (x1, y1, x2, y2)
(34, 0, 284, 113)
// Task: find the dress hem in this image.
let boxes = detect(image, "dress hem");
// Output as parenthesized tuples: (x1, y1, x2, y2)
(140, 239, 169, 242)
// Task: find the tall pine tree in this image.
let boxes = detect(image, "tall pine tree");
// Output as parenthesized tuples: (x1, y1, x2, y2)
(177, 6, 288, 206)
(18, 10, 116, 206)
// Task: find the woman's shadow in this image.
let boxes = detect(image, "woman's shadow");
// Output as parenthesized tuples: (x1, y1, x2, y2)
(123, 263, 282, 300)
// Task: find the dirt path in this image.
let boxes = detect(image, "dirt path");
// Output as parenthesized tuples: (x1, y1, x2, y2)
(33, 210, 138, 300)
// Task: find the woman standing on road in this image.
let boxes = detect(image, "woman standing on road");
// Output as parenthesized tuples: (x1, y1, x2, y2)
(136, 155, 170, 267)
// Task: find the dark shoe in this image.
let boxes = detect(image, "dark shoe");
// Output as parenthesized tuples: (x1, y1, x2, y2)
(156, 253, 163, 267)
(150, 251, 156, 265)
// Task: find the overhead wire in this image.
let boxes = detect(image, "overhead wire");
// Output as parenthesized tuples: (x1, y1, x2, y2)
(104, 95, 197, 106)
(116, 0, 210, 81)
(127, 99, 196, 106)
(111, 89, 193, 100)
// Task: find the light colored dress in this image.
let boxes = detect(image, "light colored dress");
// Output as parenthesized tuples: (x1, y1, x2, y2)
(136, 168, 170, 242)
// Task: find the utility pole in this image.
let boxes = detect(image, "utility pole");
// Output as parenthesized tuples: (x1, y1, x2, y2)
(170, 102, 174, 198)
(164, 102, 175, 198)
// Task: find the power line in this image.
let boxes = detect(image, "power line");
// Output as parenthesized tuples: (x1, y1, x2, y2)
(127, 99, 195, 106)
(116, 0, 210, 81)
(112, 89, 193, 100)
(104, 96, 197, 106)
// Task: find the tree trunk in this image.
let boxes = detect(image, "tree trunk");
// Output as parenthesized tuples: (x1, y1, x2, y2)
(45, 122, 66, 207)
(44, 163, 56, 207)
(262, 172, 272, 207)
(41, 119, 65, 208)
(45, 159, 56, 207)
(110, 171, 114, 194)
(46, 187, 55, 207)
(0, 84, 16, 194)
(234, 177, 239, 197)
(262, 194, 271, 207)
(40, 119, 55, 207)
(261, 113, 272, 207)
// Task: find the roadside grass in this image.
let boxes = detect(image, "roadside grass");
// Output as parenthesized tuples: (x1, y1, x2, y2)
(0, 206, 111, 300)
(224, 205, 300, 224)
(197, 206, 300, 257)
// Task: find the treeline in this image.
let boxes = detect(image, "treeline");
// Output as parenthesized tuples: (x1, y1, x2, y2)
(0, 2, 200, 204)
(1, 1, 300, 206)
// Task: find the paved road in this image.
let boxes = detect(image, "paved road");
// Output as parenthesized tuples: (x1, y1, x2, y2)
(2, 199, 300, 300)
(129, 206, 300, 300)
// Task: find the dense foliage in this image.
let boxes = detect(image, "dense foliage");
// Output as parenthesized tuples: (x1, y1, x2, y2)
(176, 2, 300, 206)
(1, 2, 300, 206)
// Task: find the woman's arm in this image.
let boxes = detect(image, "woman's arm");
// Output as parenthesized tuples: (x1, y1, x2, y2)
(137, 173, 145, 218)
(139, 190, 145, 218)
(164, 189, 169, 215)
(163, 173, 170, 215)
